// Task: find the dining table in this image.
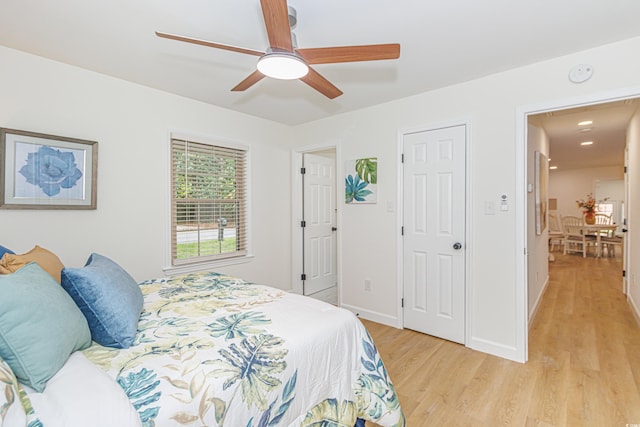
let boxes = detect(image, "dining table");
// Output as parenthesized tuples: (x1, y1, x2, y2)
(581, 224, 619, 257)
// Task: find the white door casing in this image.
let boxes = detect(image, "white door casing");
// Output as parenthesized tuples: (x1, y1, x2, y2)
(403, 125, 466, 344)
(624, 144, 630, 294)
(303, 153, 337, 296)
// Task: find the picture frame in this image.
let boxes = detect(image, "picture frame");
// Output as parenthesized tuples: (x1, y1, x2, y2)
(0, 128, 98, 209)
(345, 157, 378, 204)
(534, 150, 548, 235)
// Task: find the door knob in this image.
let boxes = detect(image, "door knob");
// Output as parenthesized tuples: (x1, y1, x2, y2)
(453, 242, 462, 250)
(332, 227, 337, 231)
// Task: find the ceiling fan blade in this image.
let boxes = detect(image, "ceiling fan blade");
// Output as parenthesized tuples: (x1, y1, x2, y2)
(296, 44, 400, 64)
(300, 67, 343, 99)
(156, 31, 264, 57)
(231, 70, 266, 92)
(260, 0, 293, 51)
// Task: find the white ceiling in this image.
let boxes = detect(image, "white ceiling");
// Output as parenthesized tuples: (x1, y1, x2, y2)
(531, 98, 639, 171)
(2, 0, 640, 126)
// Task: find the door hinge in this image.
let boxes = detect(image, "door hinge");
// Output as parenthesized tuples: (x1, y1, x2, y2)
(301, 167, 306, 174)
(301, 273, 307, 281)
(401, 153, 404, 163)
(401, 298, 404, 308)
(301, 220, 306, 228)
(623, 270, 626, 277)
(624, 166, 627, 173)
(401, 226, 404, 236)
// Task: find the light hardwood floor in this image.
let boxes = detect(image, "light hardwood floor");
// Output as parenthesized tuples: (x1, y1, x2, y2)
(362, 252, 640, 426)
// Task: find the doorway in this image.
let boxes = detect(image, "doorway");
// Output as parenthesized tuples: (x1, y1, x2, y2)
(291, 146, 339, 305)
(520, 90, 640, 362)
(302, 151, 337, 301)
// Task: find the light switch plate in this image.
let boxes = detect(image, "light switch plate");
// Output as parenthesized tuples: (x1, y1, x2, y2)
(484, 201, 496, 215)
(386, 200, 394, 213)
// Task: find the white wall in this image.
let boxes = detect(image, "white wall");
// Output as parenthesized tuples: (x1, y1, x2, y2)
(627, 109, 640, 319)
(0, 46, 295, 290)
(549, 166, 624, 216)
(595, 179, 625, 202)
(292, 35, 640, 361)
(527, 124, 550, 320)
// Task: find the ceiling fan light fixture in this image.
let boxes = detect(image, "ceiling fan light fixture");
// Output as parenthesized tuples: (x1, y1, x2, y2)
(257, 52, 308, 80)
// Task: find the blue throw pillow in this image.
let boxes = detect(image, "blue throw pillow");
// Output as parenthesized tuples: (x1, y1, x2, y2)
(0, 245, 14, 259)
(0, 262, 91, 392)
(61, 253, 143, 349)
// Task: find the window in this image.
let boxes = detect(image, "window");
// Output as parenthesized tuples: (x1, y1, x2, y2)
(170, 137, 248, 266)
(596, 202, 613, 217)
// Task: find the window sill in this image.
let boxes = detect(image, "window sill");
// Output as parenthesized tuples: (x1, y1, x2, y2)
(163, 254, 254, 276)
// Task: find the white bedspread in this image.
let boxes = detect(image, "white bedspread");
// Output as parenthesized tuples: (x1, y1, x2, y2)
(79, 272, 405, 426)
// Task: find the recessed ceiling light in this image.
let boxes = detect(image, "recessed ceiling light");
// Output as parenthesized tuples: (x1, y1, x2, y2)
(579, 128, 593, 133)
(549, 166, 558, 170)
(578, 120, 593, 126)
(547, 158, 551, 161)
(580, 141, 593, 146)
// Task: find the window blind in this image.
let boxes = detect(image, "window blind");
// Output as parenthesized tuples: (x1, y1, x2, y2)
(171, 138, 247, 265)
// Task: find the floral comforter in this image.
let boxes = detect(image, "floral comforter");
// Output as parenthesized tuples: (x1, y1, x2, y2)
(82, 272, 405, 427)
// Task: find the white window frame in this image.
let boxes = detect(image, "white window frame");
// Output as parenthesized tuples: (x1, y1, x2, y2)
(164, 131, 252, 276)
(596, 202, 614, 217)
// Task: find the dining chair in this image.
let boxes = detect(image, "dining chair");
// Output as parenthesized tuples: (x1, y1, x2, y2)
(594, 213, 612, 225)
(562, 215, 593, 258)
(585, 213, 613, 240)
(601, 233, 623, 257)
(583, 213, 610, 234)
(593, 214, 621, 257)
(594, 214, 613, 234)
(548, 211, 564, 252)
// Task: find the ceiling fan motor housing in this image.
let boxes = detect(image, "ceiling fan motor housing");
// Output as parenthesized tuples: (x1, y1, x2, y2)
(288, 6, 297, 28)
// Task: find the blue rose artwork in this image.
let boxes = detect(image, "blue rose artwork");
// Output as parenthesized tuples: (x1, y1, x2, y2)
(19, 146, 83, 197)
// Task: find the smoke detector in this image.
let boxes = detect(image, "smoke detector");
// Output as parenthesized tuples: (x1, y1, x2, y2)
(568, 64, 594, 83)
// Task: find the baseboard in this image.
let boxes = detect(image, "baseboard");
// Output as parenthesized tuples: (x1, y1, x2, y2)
(467, 336, 524, 363)
(528, 274, 550, 327)
(341, 304, 399, 329)
(628, 295, 640, 328)
(346, 304, 526, 362)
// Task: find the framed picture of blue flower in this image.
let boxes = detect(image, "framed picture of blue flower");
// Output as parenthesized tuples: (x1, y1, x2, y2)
(0, 128, 98, 209)
(345, 157, 377, 204)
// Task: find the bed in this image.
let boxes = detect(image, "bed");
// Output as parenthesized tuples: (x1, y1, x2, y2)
(0, 247, 405, 427)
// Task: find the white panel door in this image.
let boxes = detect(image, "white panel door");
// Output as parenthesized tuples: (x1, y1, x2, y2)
(403, 125, 466, 344)
(303, 154, 337, 296)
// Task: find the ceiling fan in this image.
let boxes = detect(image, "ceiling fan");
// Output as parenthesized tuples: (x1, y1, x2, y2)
(156, 0, 400, 99)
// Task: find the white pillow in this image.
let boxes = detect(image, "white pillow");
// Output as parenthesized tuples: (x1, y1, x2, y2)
(0, 357, 27, 427)
(26, 352, 141, 427)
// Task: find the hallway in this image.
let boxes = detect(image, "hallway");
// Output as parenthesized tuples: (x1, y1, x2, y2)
(363, 252, 640, 426)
